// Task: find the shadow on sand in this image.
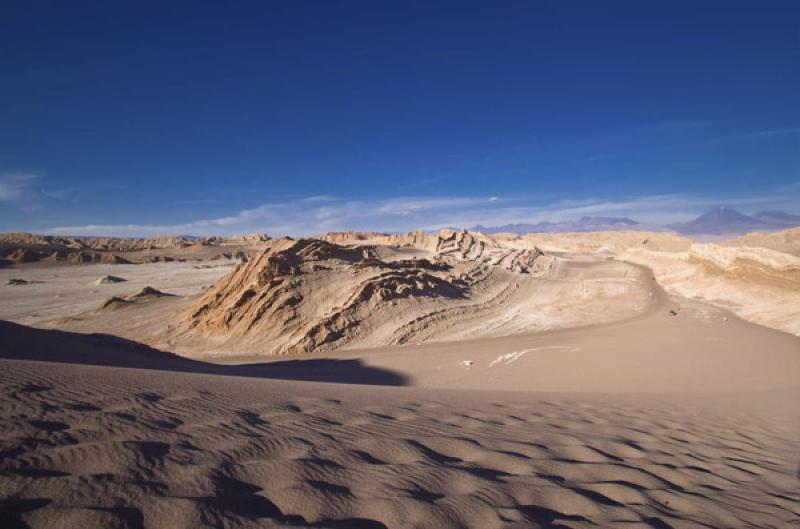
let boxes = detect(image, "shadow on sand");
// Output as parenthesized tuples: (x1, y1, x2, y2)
(0, 320, 408, 387)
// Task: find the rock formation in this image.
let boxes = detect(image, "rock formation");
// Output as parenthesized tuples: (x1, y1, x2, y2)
(176, 232, 560, 355)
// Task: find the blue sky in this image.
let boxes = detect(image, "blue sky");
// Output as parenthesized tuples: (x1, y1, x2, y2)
(1, 1, 798, 236)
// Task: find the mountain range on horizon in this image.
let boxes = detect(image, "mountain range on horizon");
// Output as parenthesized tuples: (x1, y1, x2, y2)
(471, 207, 800, 236)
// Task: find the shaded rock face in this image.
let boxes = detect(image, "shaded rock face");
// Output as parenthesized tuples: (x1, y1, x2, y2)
(129, 286, 172, 299)
(100, 253, 131, 264)
(97, 287, 174, 312)
(144, 255, 176, 263)
(47, 250, 134, 265)
(178, 234, 554, 355)
(210, 250, 250, 262)
(4, 248, 42, 263)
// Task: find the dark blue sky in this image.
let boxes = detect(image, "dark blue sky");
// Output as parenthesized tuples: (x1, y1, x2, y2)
(1, 1, 798, 235)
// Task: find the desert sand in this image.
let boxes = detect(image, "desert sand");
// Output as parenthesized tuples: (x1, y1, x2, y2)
(720, 226, 800, 257)
(621, 242, 800, 336)
(1, 229, 799, 528)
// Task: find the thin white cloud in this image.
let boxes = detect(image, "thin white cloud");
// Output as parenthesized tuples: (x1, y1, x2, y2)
(0, 174, 80, 212)
(174, 198, 224, 205)
(710, 127, 800, 145)
(0, 174, 38, 203)
(44, 190, 800, 238)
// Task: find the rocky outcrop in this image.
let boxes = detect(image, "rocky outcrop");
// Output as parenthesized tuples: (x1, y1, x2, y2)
(180, 239, 390, 353)
(94, 275, 126, 285)
(65, 251, 132, 264)
(322, 230, 432, 248)
(435, 229, 498, 260)
(144, 255, 176, 263)
(4, 248, 42, 263)
(83, 236, 197, 252)
(98, 287, 173, 312)
(232, 234, 271, 243)
(177, 233, 556, 355)
(0, 232, 267, 265)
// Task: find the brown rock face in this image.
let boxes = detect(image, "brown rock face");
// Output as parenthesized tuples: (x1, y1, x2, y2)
(64, 251, 131, 264)
(97, 287, 173, 312)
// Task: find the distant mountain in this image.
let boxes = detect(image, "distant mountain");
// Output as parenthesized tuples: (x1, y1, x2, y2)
(668, 207, 800, 235)
(752, 210, 800, 227)
(668, 207, 762, 235)
(471, 208, 800, 236)
(472, 216, 663, 234)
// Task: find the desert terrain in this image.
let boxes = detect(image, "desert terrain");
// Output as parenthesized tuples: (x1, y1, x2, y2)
(1, 228, 799, 528)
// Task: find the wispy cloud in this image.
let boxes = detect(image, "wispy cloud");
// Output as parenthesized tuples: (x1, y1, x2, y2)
(44, 188, 800, 238)
(0, 173, 81, 211)
(709, 127, 800, 145)
(0, 174, 38, 203)
(173, 198, 225, 205)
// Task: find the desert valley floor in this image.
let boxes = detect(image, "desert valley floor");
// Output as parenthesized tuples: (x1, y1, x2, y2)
(1, 229, 799, 529)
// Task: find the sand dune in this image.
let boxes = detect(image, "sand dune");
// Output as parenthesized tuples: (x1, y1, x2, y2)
(0, 328, 798, 528)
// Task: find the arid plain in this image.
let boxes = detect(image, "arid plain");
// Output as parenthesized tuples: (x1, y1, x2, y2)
(1, 228, 799, 529)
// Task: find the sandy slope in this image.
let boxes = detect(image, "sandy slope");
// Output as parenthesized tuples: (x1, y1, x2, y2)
(621, 243, 800, 336)
(1, 353, 798, 529)
(250, 295, 800, 394)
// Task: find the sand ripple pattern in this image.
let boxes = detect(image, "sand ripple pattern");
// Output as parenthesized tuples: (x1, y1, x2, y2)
(1, 362, 798, 529)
